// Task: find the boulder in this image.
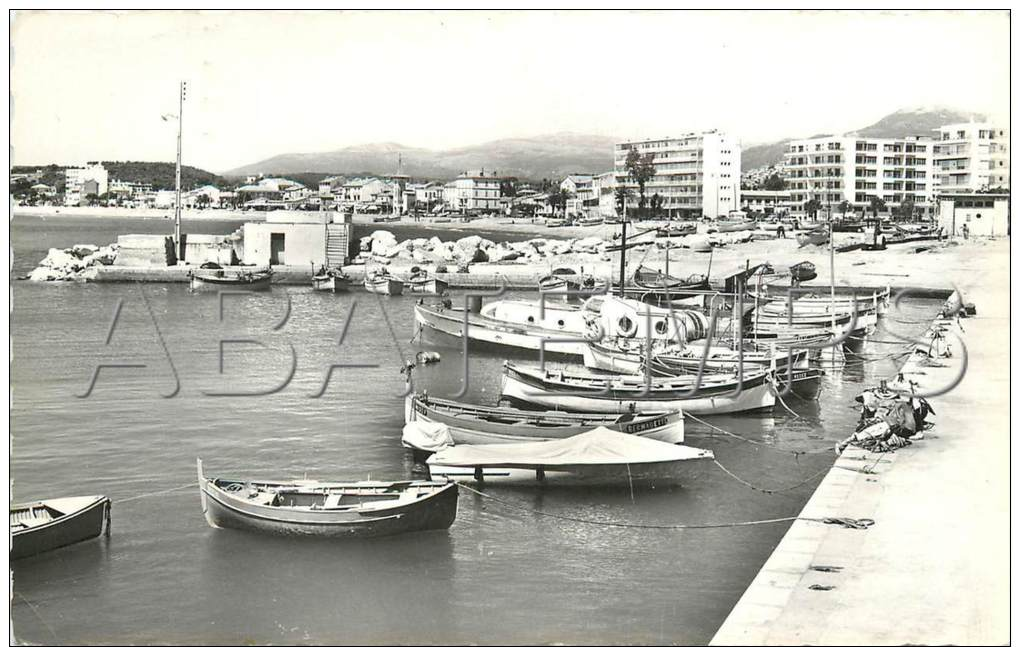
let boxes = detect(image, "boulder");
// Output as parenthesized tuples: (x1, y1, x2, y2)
(370, 230, 398, 256)
(27, 266, 65, 281)
(573, 236, 604, 253)
(428, 236, 443, 250)
(39, 248, 78, 270)
(72, 244, 99, 258)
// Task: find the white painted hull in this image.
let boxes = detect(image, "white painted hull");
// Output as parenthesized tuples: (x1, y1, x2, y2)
(364, 277, 404, 295)
(501, 370, 775, 416)
(414, 304, 590, 356)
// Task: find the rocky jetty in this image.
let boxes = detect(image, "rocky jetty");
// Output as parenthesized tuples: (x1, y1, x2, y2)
(26, 244, 118, 281)
(355, 230, 608, 267)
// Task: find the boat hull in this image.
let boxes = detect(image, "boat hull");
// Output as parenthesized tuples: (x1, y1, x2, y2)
(404, 395, 685, 445)
(406, 277, 449, 294)
(190, 272, 272, 292)
(413, 303, 590, 357)
(501, 366, 776, 415)
(11, 495, 110, 559)
(312, 275, 351, 292)
(364, 277, 405, 296)
(199, 480, 458, 538)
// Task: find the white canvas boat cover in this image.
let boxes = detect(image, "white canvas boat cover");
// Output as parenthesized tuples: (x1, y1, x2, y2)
(427, 427, 712, 468)
(402, 421, 455, 452)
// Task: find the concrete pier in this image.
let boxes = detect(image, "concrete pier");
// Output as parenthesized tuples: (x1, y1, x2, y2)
(710, 242, 1009, 645)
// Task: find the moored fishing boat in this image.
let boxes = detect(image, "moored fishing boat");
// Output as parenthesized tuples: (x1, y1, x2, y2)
(311, 266, 351, 293)
(11, 495, 111, 559)
(796, 230, 830, 247)
(500, 362, 776, 415)
(707, 218, 756, 233)
(538, 268, 607, 296)
(629, 265, 710, 292)
(196, 459, 457, 538)
(189, 266, 272, 291)
(425, 427, 714, 486)
(364, 268, 405, 295)
(405, 267, 449, 294)
(403, 393, 685, 450)
(581, 338, 809, 375)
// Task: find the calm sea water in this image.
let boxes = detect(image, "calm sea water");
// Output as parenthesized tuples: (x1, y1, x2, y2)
(11, 215, 939, 645)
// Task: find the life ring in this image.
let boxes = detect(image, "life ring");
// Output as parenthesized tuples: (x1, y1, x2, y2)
(617, 315, 637, 337)
(654, 319, 669, 336)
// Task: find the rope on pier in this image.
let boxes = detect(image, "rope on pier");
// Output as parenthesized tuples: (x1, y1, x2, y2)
(456, 482, 873, 530)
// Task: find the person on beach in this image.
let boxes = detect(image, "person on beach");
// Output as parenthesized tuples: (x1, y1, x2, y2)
(961, 223, 970, 240)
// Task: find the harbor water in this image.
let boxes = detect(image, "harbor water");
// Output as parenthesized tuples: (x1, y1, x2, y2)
(11, 216, 941, 645)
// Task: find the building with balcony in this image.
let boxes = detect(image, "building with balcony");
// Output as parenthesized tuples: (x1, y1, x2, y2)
(64, 162, 109, 206)
(740, 189, 793, 215)
(933, 123, 1009, 193)
(236, 178, 310, 210)
(784, 136, 936, 217)
(593, 171, 617, 217)
(442, 171, 502, 214)
(613, 131, 740, 219)
(560, 174, 596, 206)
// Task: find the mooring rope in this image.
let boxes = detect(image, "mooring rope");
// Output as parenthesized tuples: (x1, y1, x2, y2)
(114, 482, 195, 504)
(456, 482, 873, 530)
(711, 459, 831, 494)
(682, 411, 833, 457)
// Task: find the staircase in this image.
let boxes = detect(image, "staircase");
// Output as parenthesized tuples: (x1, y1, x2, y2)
(325, 223, 350, 267)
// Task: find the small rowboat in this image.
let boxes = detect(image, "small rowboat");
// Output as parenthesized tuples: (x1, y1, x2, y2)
(629, 265, 710, 292)
(364, 269, 404, 296)
(11, 495, 111, 559)
(405, 268, 449, 295)
(796, 230, 830, 248)
(312, 267, 351, 293)
(538, 268, 607, 296)
(196, 459, 457, 538)
(707, 219, 756, 233)
(403, 393, 685, 453)
(426, 427, 713, 486)
(189, 267, 272, 291)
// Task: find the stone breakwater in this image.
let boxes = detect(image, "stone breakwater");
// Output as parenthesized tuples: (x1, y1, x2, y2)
(356, 230, 609, 267)
(26, 244, 119, 282)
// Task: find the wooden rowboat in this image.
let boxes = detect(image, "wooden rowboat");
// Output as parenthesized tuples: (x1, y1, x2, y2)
(312, 267, 351, 293)
(196, 459, 457, 538)
(404, 393, 685, 450)
(364, 269, 405, 295)
(11, 495, 111, 559)
(189, 267, 272, 291)
(405, 268, 449, 295)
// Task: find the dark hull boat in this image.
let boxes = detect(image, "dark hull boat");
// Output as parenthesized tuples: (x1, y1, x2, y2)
(312, 269, 351, 293)
(197, 460, 457, 538)
(189, 268, 273, 291)
(630, 265, 710, 292)
(11, 495, 111, 559)
(403, 393, 685, 450)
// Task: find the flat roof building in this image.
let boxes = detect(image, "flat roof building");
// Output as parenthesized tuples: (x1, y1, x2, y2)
(933, 123, 1009, 193)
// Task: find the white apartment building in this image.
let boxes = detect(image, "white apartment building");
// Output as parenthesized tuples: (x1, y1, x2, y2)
(560, 174, 595, 206)
(64, 162, 109, 206)
(614, 131, 740, 219)
(933, 123, 1010, 193)
(593, 171, 617, 217)
(443, 172, 502, 213)
(784, 136, 936, 217)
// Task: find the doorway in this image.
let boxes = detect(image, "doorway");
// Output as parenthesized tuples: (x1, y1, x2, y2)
(270, 233, 285, 265)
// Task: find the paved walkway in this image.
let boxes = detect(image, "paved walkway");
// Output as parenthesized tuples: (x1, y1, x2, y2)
(711, 241, 1009, 645)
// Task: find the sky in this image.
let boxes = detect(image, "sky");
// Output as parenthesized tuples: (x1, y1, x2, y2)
(10, 10, 1011, 173)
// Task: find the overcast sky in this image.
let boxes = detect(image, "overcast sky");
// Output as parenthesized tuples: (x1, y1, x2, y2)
(11, 10, 1010, 173)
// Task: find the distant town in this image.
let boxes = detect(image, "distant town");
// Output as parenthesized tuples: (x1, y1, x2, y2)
(11, 121, 1009, 225)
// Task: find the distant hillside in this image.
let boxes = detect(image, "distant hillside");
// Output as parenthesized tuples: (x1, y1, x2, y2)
(741, 107, 985, 171)
(224, 133, 617, 182)
(101, 161, 224, 191)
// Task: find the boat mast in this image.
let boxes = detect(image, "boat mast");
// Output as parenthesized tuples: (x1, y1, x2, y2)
(174, 81, 185, 263)
(618, 192, 628, 297)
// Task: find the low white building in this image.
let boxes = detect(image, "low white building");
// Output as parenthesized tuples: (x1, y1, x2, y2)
(937, 193, 1010, 237)
(741, 189, 793, 215)
(236, 178, 309, 210)
(592, 171, 617, 217)
(183, 185, 222, 208)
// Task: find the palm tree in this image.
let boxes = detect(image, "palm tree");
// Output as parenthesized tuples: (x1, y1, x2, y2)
(837, 200, 852, 220)
(804, 198, 823, 220)
(869, 195, 886, 220)
(625, 148, 656, 219)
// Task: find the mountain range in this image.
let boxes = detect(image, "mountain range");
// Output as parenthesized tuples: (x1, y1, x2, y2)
(224, 107, 985, 180)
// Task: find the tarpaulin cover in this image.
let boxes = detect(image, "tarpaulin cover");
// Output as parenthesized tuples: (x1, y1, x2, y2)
(402, 420, 454, 452)
(427, 427, 711, 468)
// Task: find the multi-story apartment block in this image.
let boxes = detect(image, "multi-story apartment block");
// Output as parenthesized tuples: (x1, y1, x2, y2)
(443, 171, 502, 213)
(784, 136, 936, 216)
(933, 123, 1009, 193)
(560, 174, 596, 206)
(614, 131, 740, 219)
(64, 162, 109, 206)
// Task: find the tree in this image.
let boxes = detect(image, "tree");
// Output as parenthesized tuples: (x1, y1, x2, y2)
(196, 194, 212, 209)
(837, 200, 852, 220)
(499, 179, 518, 198)
(869, 196, 886, 220)
(614, 185, 633, 217)
(895, 197, 915, 222)
(625, 148, 656, 219)
(803, 198, 822, 220)
(762, 173, 786, 191)
(650, 192, 664, 219)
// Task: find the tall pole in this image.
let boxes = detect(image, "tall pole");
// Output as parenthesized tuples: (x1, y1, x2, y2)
(174, 81, 184, 263)
(618, 194, 628, 298)
(829, 213, 836, 332)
